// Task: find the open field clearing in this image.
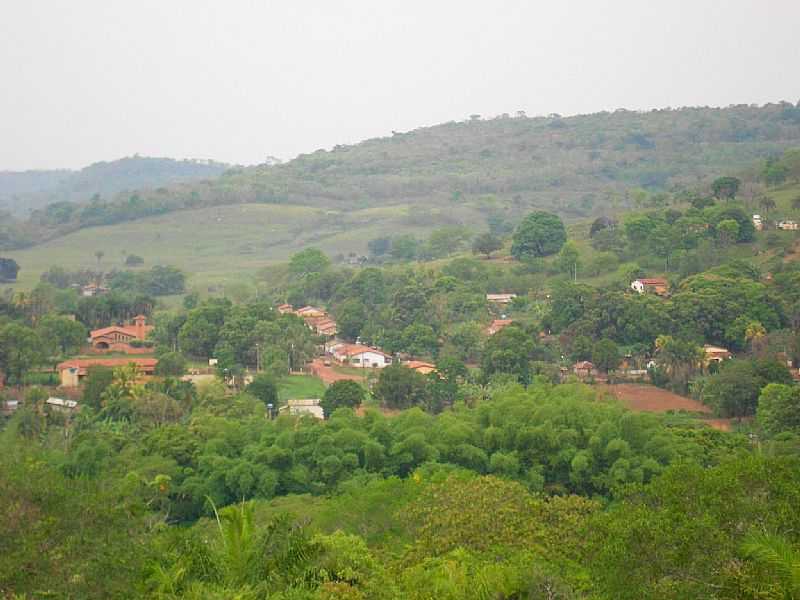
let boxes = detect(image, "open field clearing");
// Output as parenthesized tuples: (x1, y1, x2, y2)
(3, 202, 488, 291)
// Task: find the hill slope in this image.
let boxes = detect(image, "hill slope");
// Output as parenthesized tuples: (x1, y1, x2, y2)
(0, 156, 228, 217)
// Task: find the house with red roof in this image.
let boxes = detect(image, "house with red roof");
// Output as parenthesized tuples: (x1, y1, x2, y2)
(331, 343, 392, 368)
(89, 315, 153, 353)
(57, 357, 159, 387)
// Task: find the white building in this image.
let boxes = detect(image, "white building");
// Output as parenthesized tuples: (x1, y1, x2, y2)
(752, 214, 763, 231)
(331, 343, 392, 368)
(279, 398, 324, 419)
(778, 220, 799, 231)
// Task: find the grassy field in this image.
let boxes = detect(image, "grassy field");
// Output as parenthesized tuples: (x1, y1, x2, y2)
(2, 202, 487, 292)
(277, 374, 327, 402)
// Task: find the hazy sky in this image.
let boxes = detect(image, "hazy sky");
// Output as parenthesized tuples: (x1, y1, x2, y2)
(2, 0, 799, 170)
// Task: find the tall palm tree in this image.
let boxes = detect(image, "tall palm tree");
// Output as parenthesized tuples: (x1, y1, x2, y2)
(741, 532, 800, 598)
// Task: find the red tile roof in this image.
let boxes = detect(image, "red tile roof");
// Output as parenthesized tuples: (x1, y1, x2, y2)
(57, 357, 158, 375)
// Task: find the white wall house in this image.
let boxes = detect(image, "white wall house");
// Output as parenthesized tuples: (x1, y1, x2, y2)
(348, 350, 392, 368)
(331, 343, 392, 368)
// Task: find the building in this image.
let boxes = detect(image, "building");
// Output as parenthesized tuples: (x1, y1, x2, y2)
(631, 278, 669, 296)
(305, 316, 338, 337)
(57, 357, 159, 387)
(45, 397, 79, 412)
(486, 293, 517, 305)
(573, 361, 596, 379)
(80, 283, 110, 297)
(279, 398, 324, 419)
(331, 343, 392, 368)
(703, 345, 732, 365)
(403, 360, 437, 375)
(295, 306, 326, 318)
(486, 319, 513, 336)
(778, 220, 799, 231)
(89, 315, 153, 353)
(277, 303, 294, 314)
(752, 214, 764, 231)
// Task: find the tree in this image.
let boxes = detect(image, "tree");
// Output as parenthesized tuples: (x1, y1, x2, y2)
(654, 335, 704, 392)
(390, 235, 418, 260)
(481, 325, 537, 384)
(400, 323, 438, 357)
(154, 351, 187, 377)
(740, 532, 800, 598)
(82, 366, 114, 410)
(94, 250, 105, 264)
(759, 195, 777, 215)
(37, 314, 86, 357)
(711, 176, 741, 200)
(245, 373, 278, 409)
(367, 236, 391, 257)
(125, 254, 144, 267)
(334, 299, 367, 342)
(289, 248, 331, 277)
(511, 211, 567, 259)
(142, 265, 186, 295)
(556, 242, 580, 279)
(321, 380, 365, 417)
(757, 383, 800, 435)
(0, 257, 19, 282)
(373, 364, 428, 409)
(592, 339, 620, 373)
(716, 219, 740, 247)
(471, 232, 502, 258)
(589, 216, 617, 237)
(0, 323, 44, 383)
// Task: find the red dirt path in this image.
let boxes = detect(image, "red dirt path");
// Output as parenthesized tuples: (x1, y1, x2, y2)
(599, 383, 732, 431)
(308, 358, 370, 385)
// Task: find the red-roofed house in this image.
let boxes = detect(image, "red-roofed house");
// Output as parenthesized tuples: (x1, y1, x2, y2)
(295, 306, 326, 318)
(57, 357, 159, 387)
(277, 303, 294, 314)
(331, 344, 392, 368)
(403, 360, 436, 375)
(631, 278, 669, 296)
(90, 315, 153, 353)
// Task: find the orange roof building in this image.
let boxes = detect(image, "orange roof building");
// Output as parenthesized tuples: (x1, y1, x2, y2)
(57, 357, 159, 387)
(403, 360, 437, 375)
(89, 315, 153, 353)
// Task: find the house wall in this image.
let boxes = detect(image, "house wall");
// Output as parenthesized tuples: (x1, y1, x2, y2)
(349, 351, 391, 368)
(60, 368, 80, 388)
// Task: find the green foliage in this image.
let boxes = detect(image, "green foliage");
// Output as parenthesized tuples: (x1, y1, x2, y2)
(757, 383, 800, 436)
(321, 380, 365, 417)
(511, 211, 567, 259)
(155, 351, 188, 377)
(246, 373, 278, 408)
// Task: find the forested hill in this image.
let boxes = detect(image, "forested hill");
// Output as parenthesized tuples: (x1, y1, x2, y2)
(3, 103, 800, 250)
(0, 156, 228, 217)
(224, 103, 800, 212)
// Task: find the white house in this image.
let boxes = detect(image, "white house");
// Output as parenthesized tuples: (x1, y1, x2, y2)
(45, 397, 78, 412)
(486, 293, 517, 305)
(752, 214, 763, 231)
(778, 220, 799, 231)
(331, 343, 392, 368)
(279, 398, 324, 419)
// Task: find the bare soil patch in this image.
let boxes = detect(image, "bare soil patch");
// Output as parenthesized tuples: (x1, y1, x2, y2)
(598, 383, 734, 431)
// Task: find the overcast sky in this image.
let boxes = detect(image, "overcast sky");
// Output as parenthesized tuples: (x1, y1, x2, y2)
(2, 0, 799, 171)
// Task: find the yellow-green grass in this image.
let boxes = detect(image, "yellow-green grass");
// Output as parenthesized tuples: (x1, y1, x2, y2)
(2, 202, 487, 292)
(277, 374, 326, 402)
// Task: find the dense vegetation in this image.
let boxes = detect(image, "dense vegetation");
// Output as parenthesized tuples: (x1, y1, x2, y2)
(0, 156, 228, 217)
(4, 108, 800, 598)
(3, 104, 800, 250)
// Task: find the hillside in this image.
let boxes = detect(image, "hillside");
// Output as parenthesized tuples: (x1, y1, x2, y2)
(0, 155, 228, 217)
(2, 103, 800, 251)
